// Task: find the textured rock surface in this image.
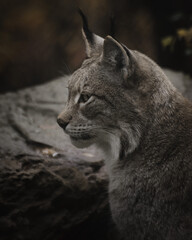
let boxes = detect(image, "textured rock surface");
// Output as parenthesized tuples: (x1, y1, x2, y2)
(0, 75, 120, 240)
(164, 69, 192, 101)
(0, 70, 192, 240)
(0, 155, 112, 240)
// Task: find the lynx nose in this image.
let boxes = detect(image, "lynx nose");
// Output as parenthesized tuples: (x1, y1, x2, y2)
(57, 118, 69, 130)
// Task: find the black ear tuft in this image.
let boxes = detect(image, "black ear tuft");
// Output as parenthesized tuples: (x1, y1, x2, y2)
(78, 9, 94, 45)
(110, 15, 116, 38)
(78, 9, 104, 57)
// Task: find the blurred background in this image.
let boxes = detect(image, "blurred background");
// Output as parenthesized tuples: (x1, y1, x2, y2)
(1, 2, 192, 239)
(0, 0, 192, 92)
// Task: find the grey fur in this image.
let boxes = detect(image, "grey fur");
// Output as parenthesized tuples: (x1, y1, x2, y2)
(57, 29, 192, 240)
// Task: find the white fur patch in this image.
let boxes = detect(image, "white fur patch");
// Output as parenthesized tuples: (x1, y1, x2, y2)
(74, 93, 80, 104)
(119, 122, 141, 154)
(96, 132, 120, 173)
(93, 34, 104, 46)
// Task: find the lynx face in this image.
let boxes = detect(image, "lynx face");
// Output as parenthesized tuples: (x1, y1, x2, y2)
(57, 18, 175, 157)
(58, 63, 121, 149)
(57, 36, 143, 155)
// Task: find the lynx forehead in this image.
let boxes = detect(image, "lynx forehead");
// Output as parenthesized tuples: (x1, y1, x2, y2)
(57, 11, 192, 240)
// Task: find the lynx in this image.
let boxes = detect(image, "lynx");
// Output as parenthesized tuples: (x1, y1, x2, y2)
(57, 13, 192, 240)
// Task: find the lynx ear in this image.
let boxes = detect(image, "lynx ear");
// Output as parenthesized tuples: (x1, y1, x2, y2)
(102, 36, 130, 79)
(79, 9, 104, 57)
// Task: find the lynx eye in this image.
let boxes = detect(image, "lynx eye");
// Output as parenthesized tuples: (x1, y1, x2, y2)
(79, 93, 91, 103)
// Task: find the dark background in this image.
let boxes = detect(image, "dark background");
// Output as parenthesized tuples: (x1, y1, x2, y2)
(0, 2, 192, 240)
(0, 0, 192, 92)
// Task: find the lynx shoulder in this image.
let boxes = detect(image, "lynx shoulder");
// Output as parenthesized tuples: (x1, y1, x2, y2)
(57, 14, 192, 240)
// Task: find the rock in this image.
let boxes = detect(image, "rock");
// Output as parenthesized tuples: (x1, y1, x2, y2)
(0, 155, 113, 240)
(0, 76, 118, 240)
(164, 68, 192, 100)
(0, 70, 191, 240)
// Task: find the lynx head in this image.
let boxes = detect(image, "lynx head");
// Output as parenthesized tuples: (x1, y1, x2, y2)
(57, 13, 176, 159)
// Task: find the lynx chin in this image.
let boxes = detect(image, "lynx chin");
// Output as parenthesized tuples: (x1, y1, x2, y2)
(57, 13, 192, 240)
